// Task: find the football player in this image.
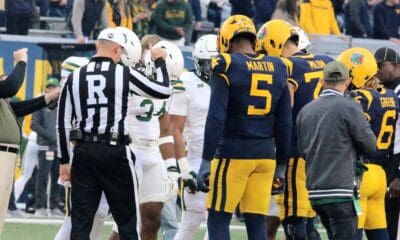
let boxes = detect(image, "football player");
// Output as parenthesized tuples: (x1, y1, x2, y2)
(338, 47, 398, 240)
(257, 20, 332, 240)
(169, 34, 218, 240)
(196, 15, 292, 240)
(115, 40, 183, 240)
(256, 20, 332, 240)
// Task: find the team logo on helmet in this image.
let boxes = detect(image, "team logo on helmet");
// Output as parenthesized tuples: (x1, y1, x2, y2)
(350, 53, 364, 65)
(257, 26, 268, 40)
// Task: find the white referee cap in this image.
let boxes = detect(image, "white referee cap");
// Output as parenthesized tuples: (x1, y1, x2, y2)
(61, 56, 89, 78)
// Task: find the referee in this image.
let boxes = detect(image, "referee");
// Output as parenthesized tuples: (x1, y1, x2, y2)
(56, 27, 170, 240)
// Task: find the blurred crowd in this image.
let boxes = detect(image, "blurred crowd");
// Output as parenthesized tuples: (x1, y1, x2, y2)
(0, 0, 398, 45)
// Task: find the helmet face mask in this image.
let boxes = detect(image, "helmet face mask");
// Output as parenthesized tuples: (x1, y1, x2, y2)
(194, 59, 213, 81)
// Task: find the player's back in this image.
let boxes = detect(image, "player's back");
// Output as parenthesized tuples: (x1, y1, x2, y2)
(288, 53, 333, 154)
(355, 88, 399, 161)
(212, 53, 291, 159)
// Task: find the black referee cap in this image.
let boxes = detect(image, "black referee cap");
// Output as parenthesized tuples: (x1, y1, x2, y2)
(374, 47, 400, 64)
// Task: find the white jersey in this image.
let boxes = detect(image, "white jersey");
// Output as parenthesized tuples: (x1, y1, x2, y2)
(169, 71, 210, 162)
(126, 95, 169, 141)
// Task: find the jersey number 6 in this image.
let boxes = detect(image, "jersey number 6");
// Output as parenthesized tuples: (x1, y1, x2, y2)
(247, 73, 273, 115)
(377, 109, 396, 150)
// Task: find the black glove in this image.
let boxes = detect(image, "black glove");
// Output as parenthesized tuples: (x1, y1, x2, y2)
(271, 163, 286, 195)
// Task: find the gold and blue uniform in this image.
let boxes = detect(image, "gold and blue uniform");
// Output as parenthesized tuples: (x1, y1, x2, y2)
(354, 88, 399, 230)
(202, 53, 292, 214)
(276, 53, 333, 220)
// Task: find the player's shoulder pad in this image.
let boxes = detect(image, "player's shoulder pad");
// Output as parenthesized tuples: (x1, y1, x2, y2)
(354, 89, 374, 110)
(211, 53, 231, 74)
(279, 57, 293, 77)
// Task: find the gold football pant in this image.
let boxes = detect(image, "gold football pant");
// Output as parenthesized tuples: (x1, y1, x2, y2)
(206, 158, 276, 215)
(276, 157, 315, 220)
(358, 164, 387, 229)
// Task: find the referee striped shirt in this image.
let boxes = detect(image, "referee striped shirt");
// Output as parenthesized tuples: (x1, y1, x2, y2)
(57, 56, 170, 164)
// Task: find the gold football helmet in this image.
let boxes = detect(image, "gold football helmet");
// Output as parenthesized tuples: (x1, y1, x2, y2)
(337, 47, 378, 88)
(218, 15, 256, 53)
(256, 19, 298, 57)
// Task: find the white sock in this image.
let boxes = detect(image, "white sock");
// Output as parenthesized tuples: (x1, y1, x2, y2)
(173, 211, 205, 240)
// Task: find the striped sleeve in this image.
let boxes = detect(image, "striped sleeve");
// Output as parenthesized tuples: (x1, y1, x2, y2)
(128, 58, 170, 99)
(57, 75, 74, 164)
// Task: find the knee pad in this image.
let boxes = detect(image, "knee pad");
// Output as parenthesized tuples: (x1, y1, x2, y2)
(282, 217, 307, 240)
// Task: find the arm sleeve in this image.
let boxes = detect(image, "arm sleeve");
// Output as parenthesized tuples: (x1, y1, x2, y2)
(169, 91, 189, 116)
(274, 85, 293, 165)
(0, 62, 26, 98)
(71, 0, 84, 37)
(152, 4, 176, 32)
(57, 76, 74, 164)
(349, 0, 366, 35)
(128, 58, 170, 99)
(30, 110, 56, 142)
(202, 73, 229, 161)
(299, 1, 316, 33)
(348, 104, 377, 156)
(10, 95, 46, 117)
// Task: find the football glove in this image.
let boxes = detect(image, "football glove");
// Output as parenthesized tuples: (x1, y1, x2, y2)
(271, 163, 286, 195)
(196, 159, 211, 193)
(177, 157, 197, 193)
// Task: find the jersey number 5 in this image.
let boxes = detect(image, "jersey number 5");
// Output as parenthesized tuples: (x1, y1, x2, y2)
(247, 73, 272, 115)
(377, 110, 396, 150)
(304, 71, 323, 99)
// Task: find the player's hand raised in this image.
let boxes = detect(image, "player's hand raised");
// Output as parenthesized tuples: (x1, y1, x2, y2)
(196, 160, 210, 193)
(150, 46, 167, 61)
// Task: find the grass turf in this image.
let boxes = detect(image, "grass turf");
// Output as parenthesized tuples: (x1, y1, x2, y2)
(0, 221, 332, 240)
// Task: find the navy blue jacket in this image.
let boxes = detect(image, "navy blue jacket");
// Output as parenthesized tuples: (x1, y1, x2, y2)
(373, 2, 400, 39)
(229, 0, 254, 18)
(189, 0, 202, 22)
(344, 0, 371, 37)
(254, 0, 277, 25)
(5, 0, 36, 14)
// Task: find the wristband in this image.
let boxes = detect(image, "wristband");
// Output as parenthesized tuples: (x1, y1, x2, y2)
(178, 157, 191, 173)
(165, 158, 177, 169)
(159, 135, 174, 145)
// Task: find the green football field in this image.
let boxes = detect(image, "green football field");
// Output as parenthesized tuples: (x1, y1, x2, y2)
(0, 218, 332, 240)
